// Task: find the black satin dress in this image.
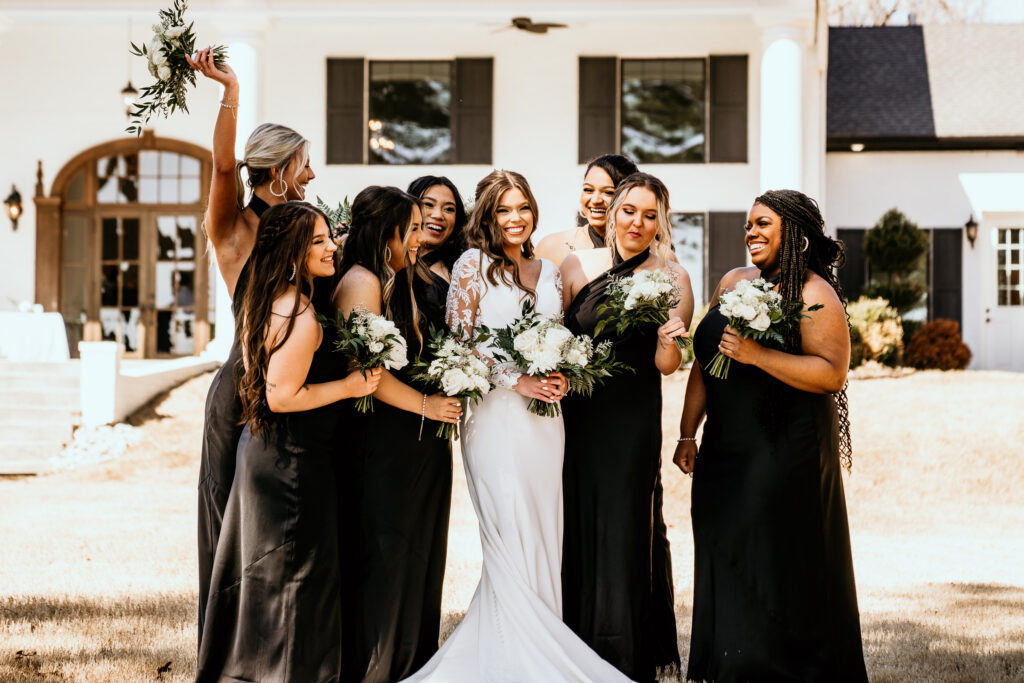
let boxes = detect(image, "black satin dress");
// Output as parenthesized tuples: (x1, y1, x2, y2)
(197, 196, 267, 644)
(561, 248, 681, 683)
(196, 321, 348, 682)
(687, 306, 867, 682)
(339, 268, 453, 683)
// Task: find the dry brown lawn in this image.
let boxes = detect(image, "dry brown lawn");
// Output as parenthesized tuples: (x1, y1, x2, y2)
(1, 369, 1023, 682)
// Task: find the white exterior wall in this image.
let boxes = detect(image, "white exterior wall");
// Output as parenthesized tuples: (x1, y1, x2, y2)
(826, 149, 1024, 369)
(0, 2, 821, 317)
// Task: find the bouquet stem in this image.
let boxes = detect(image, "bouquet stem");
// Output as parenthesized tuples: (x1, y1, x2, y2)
(528, 399, 562, 418)
(355, 395, 374, 413)
(436, 422, 460, 440)
(704, 352, 731, 380)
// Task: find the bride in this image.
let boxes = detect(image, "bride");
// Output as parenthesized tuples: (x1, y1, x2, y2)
(404, 170, 633, 683)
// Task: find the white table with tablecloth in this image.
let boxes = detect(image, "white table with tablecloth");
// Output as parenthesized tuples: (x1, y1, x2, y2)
(0, 311, 71, 362)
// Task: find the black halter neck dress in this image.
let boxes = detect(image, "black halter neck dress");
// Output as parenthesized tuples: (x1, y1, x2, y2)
(560, 247, 681, 682)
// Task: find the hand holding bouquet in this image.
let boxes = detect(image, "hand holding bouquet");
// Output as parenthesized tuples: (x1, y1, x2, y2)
(494, 300, 625, 417)
(127, 1, 228, 135)
(595, 269, 689, 349)
(705, 278, 822, 379)
(410, 326, 493, 440)
(326, 307, 408, 412)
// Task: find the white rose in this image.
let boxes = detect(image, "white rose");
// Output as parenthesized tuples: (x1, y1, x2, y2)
(441, 368, 469, 396)
(385, 342, 408, 370)
(157, 64, 172, 81)
(163, 26, 185, 40)
(543, 325, 572, 349)
(150, 45, 168, 66)
(749, 311, 771, 331)
(514, 328, 540, 354)
(368, 340, 384, 353)
(368, 317, 395, 338)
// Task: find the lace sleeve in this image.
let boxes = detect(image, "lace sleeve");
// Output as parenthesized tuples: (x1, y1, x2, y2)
(552, 264, 564, 316)
(446, 249, 482, 335)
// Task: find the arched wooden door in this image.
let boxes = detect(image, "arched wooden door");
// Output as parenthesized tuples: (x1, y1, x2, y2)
(35, 132, 213, 358)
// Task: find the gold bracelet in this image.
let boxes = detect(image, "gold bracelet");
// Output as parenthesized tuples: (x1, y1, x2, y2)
(220, 100, 238, 109)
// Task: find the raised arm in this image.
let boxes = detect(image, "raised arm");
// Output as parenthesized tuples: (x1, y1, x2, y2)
(187, 48, 254, 294)
(654, 262, 695, 375)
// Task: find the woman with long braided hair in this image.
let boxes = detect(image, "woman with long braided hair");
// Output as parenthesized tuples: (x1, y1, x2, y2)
(673, 189, 867, 682)
(197, 202, 382, 681)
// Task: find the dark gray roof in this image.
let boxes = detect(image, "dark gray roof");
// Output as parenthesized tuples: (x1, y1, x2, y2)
(828, 25, 1024, 146)
(827, 26, 935, 139)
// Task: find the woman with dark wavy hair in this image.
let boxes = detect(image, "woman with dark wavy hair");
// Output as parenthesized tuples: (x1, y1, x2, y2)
(407, 175, 468, 282)
(332, 186, 462, 683)
(674, 189, 867, 682)
(196, 201, 381, 682)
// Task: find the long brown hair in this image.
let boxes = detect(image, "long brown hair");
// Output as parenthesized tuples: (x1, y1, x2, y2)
(236, 201, 327, 436)
(465, 170, 540, 297)
(754, 189, 853, 469)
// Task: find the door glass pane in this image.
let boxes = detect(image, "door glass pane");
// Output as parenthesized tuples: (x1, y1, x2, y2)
(160, 152, 180, 176)
(100, 307, 121, 341)
(159, 177, 178, 204)
(176, 264, 195, 306)
(122, 308, 141, 353)
(122, 218, 140, 260)
(995, 227, 1024, 307)
(140, 150, 159, 175)
(121, 264, 139, 307)
(177, 217, 197, 258)
(139, 177, 159, 203)
(180, 177, 201, 204)
(622, 59, 705, 163)
(65, 169, 86, 203)
(671, 213, 705, 306)
(156, 262, 176, 308)
(180, 155, 200, 176)
(102, 218, 118, 260)
(157, 310, 173, 354)
(101, 264, 119, 306)
(157, 216, 177, 259)
(63, 264, 86, 311)
(63, 215, 89, 264)
(175, 309, 196, 354)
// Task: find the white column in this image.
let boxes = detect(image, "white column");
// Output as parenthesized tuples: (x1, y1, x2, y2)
(759, 25, 806, 193)
(79, 341, 120, 427)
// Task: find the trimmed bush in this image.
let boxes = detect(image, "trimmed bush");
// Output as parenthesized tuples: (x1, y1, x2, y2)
(847, 296, 903, 366)
(849, 325, 866, 369)
(863, 208, 929, 314)
(904, 319, 972, 370)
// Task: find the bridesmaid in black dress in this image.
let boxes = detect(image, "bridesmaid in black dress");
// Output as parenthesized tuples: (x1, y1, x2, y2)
(196, 202, 382, 681)
(674, 190, 867, 682)
(560, 173, 693, 682)
(332, 186, 463, 683)
(407, 175, 468, 284)
(186, 49, 318, 645)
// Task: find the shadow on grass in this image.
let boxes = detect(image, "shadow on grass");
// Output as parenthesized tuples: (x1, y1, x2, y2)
(0, 593, 196, 682)
(863, 583, 1024, 682)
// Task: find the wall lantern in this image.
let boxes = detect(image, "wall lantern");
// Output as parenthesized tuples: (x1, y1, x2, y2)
(964, 214, 978, 248)
(121, 80, 139, 119)
(4, 185, 22, 231)
(850, 143, 865, 152)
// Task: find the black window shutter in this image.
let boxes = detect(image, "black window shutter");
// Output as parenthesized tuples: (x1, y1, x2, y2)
(326, 58, 364, 164)
(578, 57, 618, 164)
(707, 212, 748, 296)
(837, 228, 867, 301)
(930, 229, 962, 326)
(709, 55, 748, 163)
(452, 58, 493, 164)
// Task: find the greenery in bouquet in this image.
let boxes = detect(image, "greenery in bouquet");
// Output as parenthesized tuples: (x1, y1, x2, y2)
(410, 326, 494, 440)
(594, 269, 689, 349)
(127, 0, 227, 135)
(316, 195, 352, 241)
(323, 306, 408, 413)
(705, 278, 822, 380)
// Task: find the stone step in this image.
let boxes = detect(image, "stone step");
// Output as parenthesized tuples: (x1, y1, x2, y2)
(0, 389, 79, 410)
(0, 442, 62, 474)
(0, 406, 79, 425)
(0, 374, 79, 391)
(0, 361, 80, 377)
(0, 421, 74, 443)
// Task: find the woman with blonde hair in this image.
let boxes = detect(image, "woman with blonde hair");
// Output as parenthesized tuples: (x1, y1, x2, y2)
(559, 172, 693, 682)
(187, 48, 317, 647)
(405, 170, 628, 683)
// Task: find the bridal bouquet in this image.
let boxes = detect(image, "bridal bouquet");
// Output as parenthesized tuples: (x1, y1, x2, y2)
(316, 195, 352, 240)
(494, 300, 624, 417)
(327, 306, 408, 412)
(594, 269, 689, 349)
(127, 0, 228, 136)
(704, 278, 822, 380)
(410, 326, 493, 440)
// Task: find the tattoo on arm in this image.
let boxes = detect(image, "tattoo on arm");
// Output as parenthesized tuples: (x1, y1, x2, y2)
(267, 381, 277, 393)
(300, 384, 309, 392)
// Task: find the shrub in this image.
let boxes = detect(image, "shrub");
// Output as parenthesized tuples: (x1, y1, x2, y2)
(847, 296, 903, 366)
(863, 208, 929, 314)
(903, 319, 972, 370)
(849, 325, 866, 368)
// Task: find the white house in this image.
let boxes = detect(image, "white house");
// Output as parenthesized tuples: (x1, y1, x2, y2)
(0, 0, 827, 362)
(825, 24, 1024, 371)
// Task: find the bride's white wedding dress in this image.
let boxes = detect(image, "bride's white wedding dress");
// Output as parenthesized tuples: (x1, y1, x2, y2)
(403, 249, 632, 683)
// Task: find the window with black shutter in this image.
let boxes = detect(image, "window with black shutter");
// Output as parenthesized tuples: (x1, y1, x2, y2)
(709, 55, 748, 163)
(578, 57, 618, 163)
(326, 57, 493, 165)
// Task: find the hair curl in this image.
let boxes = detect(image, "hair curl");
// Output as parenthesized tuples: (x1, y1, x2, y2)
(465, 170, 540, 298)
(754, 189, 853, 469)
(236, 201, 328, 436)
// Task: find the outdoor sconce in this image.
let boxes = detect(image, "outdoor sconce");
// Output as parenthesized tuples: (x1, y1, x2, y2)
(4, 185, 22, 231)
(964, 214, 978, 249)
(121, 80, 139, 119)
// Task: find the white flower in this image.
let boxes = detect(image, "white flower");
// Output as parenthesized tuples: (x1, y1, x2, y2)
(368, 317, 396, 338)
(749, 311, 771, 331)
(157, 65, 172, 81)
(513, 328, 540, 354)
(385, 340, 408, 370)
(368, 340, 384, 353)
(152, 23, 165, 36)
(441, 368, 469, 395)
(565, 347, 588, 366)
(149, 43, 167, 66)
(163, 26, 185, 40)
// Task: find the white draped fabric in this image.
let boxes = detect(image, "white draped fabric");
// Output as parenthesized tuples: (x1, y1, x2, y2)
(404, 249, 632, 683)
(0, 312, 70, 362)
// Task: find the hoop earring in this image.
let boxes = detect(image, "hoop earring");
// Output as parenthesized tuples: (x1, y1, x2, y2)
(270, 177, 289, 198)
(288, 263, 296, 282)
(801, 236, 809, 253)
(384, 246, 393, 264)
